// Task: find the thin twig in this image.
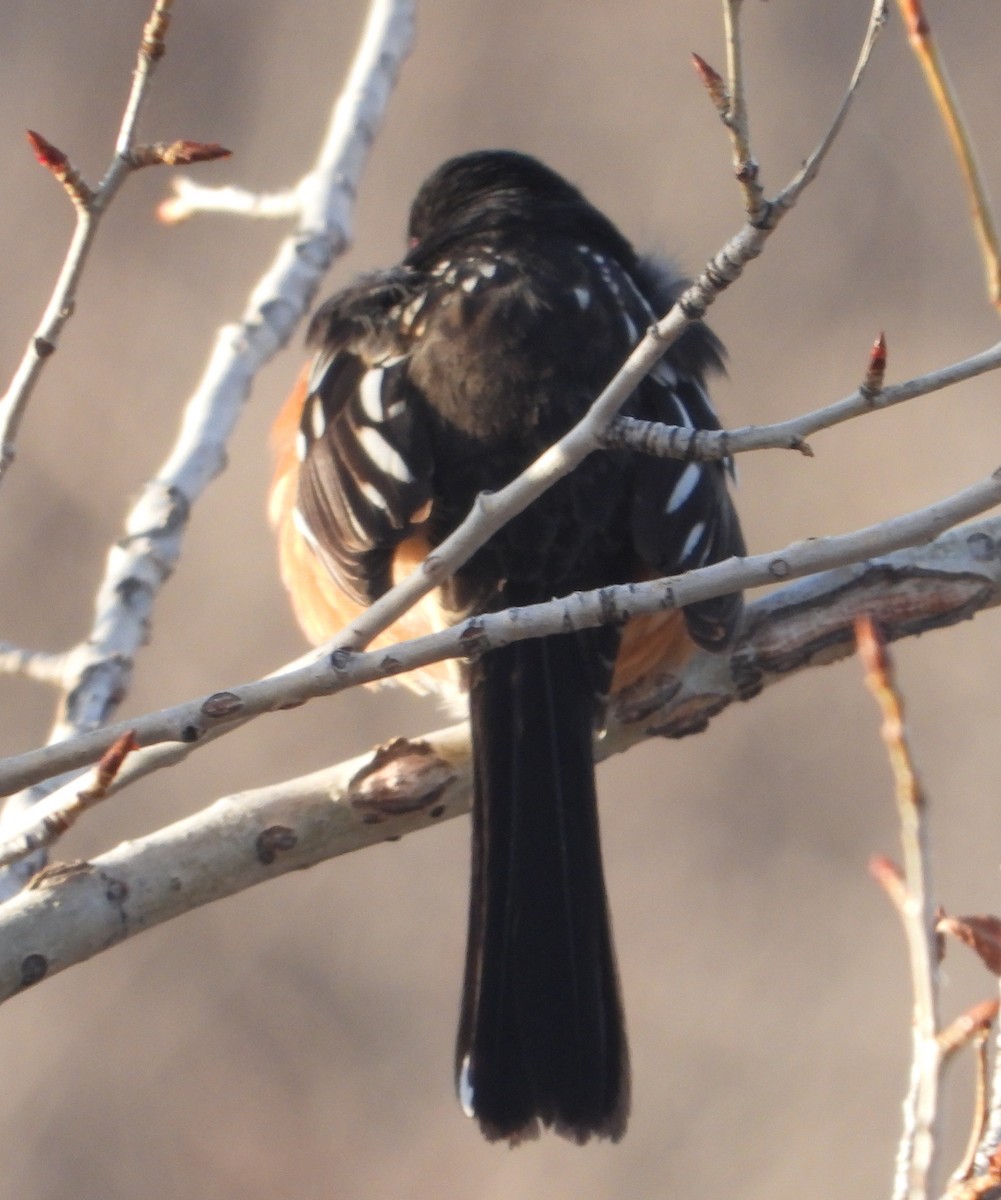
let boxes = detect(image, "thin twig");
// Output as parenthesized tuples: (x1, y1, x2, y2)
(159, 180, 300, 224)
(0, 0, 417, 888)
(114, 0, 172, 160)
(0, 734, 139, 871)
(0, 645, 69, 687)
(720, 0, 767, 221)
(602, 335, 1001, 462)
(974, 988, 1001, 1174)
(0, 0, 181, 480)
(858, 617, 940, 1200)
(774, 0, 889, 214)
(895, 0, 1001, 311)
(952, 1026, 994, 1184)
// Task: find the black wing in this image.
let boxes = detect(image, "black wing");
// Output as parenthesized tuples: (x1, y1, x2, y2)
(294, 274, 434, 606)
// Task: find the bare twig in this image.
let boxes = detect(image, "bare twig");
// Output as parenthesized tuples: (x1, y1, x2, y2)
(159, 180, 300, 224)
(0, 0, 192, 480)
(975, 998, 1001, 1175)
(950, 1021, 995, 1184)
(0, 645, 69, 687)
(720, 0, 767, 221)
(0, 0, 417, 883)
(936, 915, 1001, 1178)
(0, 734, 139, 872)
(773, 0, 889, 214)
(859, 616, 940, 1200)
(602, 334, 1001, 463)
(895, 0, 1001, 311)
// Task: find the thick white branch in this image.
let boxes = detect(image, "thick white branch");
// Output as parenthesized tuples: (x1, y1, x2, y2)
(0, 514, 997, 1004)
(0, 0, 416, 857)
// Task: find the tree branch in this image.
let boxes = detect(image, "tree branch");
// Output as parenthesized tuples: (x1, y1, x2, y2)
(602, 334, 1001, 462)
(1, 490, 999, 876)
(0, 0, 417, 890)
(0, 513, 998, 1005)
(0, 1, 188, 480)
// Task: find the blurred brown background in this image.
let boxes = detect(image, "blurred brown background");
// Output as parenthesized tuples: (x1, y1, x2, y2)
(0, 1, 999, 1196)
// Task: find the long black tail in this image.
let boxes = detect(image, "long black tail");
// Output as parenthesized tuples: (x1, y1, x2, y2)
(455, 633, 629, 1143)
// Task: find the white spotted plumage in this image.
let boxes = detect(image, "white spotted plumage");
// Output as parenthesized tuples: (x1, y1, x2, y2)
(356, 424, 414, 484)
(680, 519, 707, 563)
(358, 368, 385, 422)
(309, 395, 326, 440)
(665, 462, 701, 515)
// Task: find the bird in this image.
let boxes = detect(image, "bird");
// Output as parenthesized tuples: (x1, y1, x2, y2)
(269, 149, 745, 1144)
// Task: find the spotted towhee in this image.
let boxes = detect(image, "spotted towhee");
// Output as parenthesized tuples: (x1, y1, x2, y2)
(270, 150, 744, 1144)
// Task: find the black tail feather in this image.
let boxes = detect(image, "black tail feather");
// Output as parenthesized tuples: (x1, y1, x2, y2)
(456, 634, 629, 1143)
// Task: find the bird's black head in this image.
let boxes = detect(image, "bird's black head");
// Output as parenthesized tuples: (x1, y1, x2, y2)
(405, 150, 637, 268)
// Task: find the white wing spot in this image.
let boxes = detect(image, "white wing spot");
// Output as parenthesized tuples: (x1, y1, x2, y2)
(574, 286, 590, 310)
(479, 261, 497, 279)
(666, 462, 702, 514)
(357, 425, 413, 483)
(384, 398, 408, 420)
(461, 275, 479, 293)
(358, 479, 389, 511)
(295, 430, 308, 462)
(680, 520, 707, 563)
(309, 396, 326, 440)
(458, 1055, 475, 1118)
(358, 368, 385, 423)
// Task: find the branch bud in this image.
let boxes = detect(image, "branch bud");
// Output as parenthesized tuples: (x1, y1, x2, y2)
(691, 53, 730, 117)
(861, 332, 887, 400)
(25, 130, 93, 207)
(131, 140, 231, 169)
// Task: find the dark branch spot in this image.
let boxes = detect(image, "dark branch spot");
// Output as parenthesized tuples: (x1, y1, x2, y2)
(330, 648, 353, 671)
(19, 954, 48, 988)
(256, 825, 298, 866)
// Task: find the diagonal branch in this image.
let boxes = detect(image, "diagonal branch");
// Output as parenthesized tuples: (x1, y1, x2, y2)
(0, 470, 997, 816)
(0, 0, 881, 885)
(895, 0, 1001, 312)
(0, 1, 188, 480)
(0, 514, 998, 1005)
(0, 0, 417, 876)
